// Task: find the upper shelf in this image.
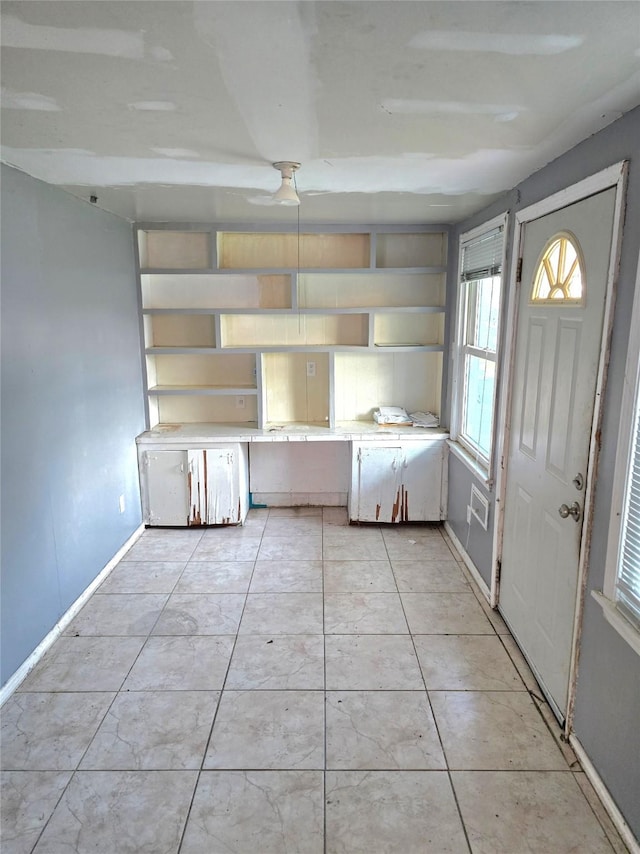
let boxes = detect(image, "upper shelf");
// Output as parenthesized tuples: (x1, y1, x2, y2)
(139, 230, 211, 270)
(218, 232, 370, 269)
(138, 228, 449, 273)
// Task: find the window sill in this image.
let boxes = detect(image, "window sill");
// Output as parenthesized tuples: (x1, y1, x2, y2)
(591, 590, 640, 657)
(447, 439, 492, 487)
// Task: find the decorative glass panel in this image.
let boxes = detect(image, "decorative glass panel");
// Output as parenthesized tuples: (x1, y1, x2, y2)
(531, 232, 584, 303)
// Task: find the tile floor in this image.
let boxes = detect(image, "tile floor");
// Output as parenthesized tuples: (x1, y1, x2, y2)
(0, 508, 628, 853)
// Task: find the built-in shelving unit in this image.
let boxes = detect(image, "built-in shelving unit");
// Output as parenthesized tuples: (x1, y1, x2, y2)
(136, 225, 449, 430)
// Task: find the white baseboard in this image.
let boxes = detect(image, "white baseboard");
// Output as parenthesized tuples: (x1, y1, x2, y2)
(251, 493, 348, 507)
(0, 524, 145, 707)
(570, 734, 640, 854)
(444, 521, 491, 603)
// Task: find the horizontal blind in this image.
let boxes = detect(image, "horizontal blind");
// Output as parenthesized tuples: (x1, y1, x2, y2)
(617, 387, 640, 627)
(461, 225, 504, 281)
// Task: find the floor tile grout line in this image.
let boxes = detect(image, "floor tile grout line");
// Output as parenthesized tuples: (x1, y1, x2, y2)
(3, 764, 587, 774)
(176, 509, 268, 854)
(68, 539, 200, 779)
(25, 769, 73, 854)
(322, 508, 328, 854)
(391, 529, 474, 854)
(571, 772, 627, 854)
(18, 532, 206, 854)
(527, 684, 581, 771)
(408, 636, 474, 853)
(495, 632, 540, 694)
(6, 515, 617, 852)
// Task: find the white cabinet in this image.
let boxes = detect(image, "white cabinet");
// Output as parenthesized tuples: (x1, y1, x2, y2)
(349, 439, 446, 523)
(141, 450, 190, 526)
(139, 444, 249, 526)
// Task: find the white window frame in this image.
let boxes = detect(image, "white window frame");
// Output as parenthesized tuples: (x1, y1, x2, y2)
(451, 213, 508, 479)
(594, 248, 640, 656)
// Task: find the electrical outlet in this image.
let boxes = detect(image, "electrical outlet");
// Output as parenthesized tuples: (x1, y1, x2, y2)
(119, 494, 126, 514)
(236, 396, 245, 408)
(307, 361, 316, 377)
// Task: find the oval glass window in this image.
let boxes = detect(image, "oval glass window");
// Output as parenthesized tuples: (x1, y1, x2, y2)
(531, 232, 585, 304)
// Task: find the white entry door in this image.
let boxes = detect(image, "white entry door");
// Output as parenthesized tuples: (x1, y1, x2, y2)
(500, 186, 617, 719)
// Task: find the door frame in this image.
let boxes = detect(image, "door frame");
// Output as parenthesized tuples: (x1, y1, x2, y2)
(491, 161, 628, 730)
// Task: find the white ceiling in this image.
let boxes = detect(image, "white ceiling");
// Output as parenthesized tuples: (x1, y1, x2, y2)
(2, 1, 639, 225)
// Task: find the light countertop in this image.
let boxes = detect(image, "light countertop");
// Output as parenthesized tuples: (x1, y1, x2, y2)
(136, 422, 448, 445)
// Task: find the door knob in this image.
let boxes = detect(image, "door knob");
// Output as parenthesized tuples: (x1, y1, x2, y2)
(558, 501, 581, 522)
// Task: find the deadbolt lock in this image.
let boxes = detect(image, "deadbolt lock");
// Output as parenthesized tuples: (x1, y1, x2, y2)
(559, 501, 582, 522)
(572, 473, 584, 491)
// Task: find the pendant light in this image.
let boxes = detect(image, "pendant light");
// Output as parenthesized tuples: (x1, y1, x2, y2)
(272, 161, 300, 206)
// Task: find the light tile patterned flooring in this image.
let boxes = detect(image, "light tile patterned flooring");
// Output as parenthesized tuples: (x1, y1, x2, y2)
(1, 508, 628, 853)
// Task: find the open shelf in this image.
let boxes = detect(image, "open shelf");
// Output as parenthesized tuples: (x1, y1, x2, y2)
(262, 352, 330, 426)
(298, 272, 445, 309)
(375, 232, 447, 268)
(148, 393, 258, 427)
(144, 314, 217, 348)
(146, 353, 256, 388)
(136, 225, 449, 429)
(373, 313, 445, 348)
(218, 232, 370, 269)
(220, 314, 369, 348)
(139, 230, 211, 270)
(333, 351, 443, 423)
(141, 273, 291, 310)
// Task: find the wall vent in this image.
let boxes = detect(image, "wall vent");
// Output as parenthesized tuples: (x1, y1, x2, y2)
(469, 484, 489, 530)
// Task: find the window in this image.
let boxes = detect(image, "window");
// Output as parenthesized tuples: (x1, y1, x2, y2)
(453, 215, 507, 470)
(595, 250, 640, 655)
(616, 390, 640, 627)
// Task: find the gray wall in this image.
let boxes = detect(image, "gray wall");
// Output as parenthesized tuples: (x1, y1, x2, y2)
(1, 164, 146, 687)
(446, 458, 493, 585)
(446, 106, 640, 837)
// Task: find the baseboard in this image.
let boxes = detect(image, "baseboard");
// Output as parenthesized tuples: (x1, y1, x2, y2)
(570, 734, 640, 854)
(0, 524, 145, 707)
(443, 521, 491, 604)
(250, 492, 348, 507)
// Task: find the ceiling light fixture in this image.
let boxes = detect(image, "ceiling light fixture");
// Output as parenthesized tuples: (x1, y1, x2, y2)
(272, 161, 301, 206)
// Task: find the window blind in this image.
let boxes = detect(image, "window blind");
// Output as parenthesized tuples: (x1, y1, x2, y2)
(461, 225, 504, 282)
(617, 387, 640, 626)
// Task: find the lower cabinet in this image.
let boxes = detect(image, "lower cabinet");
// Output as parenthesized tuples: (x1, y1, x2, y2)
(349, 439, 446, 523)
(139, 444, 249, 526)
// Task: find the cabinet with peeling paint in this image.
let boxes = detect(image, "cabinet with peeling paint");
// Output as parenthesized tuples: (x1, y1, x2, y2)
(349, 439, 446, 523)
(139, 444, 249, 526)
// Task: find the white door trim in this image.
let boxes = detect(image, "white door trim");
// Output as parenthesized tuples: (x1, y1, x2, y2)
(491, 160, 628, 730)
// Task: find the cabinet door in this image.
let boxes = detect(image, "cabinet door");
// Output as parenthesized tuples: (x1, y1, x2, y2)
(187, 449, 243, 525)
(350, 446, 403, 523)
(401, 443, 445, 521)
(143, 451, 190, 526)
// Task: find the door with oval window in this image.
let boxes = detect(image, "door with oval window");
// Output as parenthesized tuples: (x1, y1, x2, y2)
(499, 186, 617, 721)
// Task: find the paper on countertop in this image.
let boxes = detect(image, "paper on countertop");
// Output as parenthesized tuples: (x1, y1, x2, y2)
(373, 406, 412, 424)
(408, 411, 440, 428)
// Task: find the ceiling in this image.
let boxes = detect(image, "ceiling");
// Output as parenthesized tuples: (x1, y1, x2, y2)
(1, 1, 639, 225)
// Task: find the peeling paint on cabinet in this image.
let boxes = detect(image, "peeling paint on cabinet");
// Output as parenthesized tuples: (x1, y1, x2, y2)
(349, 440, 446, 523)
(141, 445, 249, 527)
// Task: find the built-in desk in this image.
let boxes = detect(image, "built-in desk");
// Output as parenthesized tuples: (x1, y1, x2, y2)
(136, 423, 448, 526)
